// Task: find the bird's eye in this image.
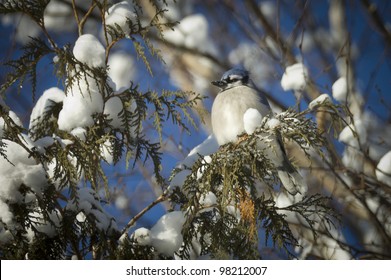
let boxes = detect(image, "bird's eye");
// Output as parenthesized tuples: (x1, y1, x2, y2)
(226, 77, 238, 83)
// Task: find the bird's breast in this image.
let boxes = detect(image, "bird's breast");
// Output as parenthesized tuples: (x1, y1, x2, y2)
(211, 86, 269, 145)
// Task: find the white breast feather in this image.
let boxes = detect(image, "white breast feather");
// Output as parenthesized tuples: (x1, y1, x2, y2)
(212, 86, 270, 145)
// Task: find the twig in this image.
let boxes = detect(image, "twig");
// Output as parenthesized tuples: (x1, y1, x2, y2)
(71, 0, 80, 34)
(78, 1, 98, 36)
(121, 192, 168, 235)
(245, 0, 296, 65)
(361, 0, 391, 47)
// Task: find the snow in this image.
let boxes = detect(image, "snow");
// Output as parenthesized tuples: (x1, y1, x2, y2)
(170, 169, 192, 189)
(76, 211, 87, 223)
(44, 0, 75, 32)
(338, 110, 391, 174)
(243, 108, 263, 134)
(304, 231, 351, 260)
(8, 111, 23, 127)
(29, 87, 65, 133)
(70, 127, 87, 141)
(338, 120, 367, 149)
(332, 77, 348, 102)
(259, 1, 276, 20)
(73, 34, 106, 68)
(281, 63, 309, 91)
(58, 35, 106, 132)
(170, 135, 218, 188)
(34, 136, 55, 154)
(58, 87, 103, 131)
(103, 54, 138, 131)
(0, 138, 51, 243)
(115, 195, 128, 210)
(199, 191, 217, 207)
(196, 155, 212, 179)
(66, 187, 117, 232)
(341, 149, 364, 173)
(163, 14, 216, 53)
(104, 94, 137, 134)
(25, 209, 61, 241)
(376, 151, 391, 186)
(296, 32, 315, 52)
(46, 159, 60, 189)
(360, 111, 391, 155)
(266, 118, 281, 129)
(258, 2, 278, 39)
(0, 110, 23, 139)
(107, 52, 135, 91)
(0, 226, 13, 244)
(0, 117, 4, 140)
(104, 96, 123, 129)
(203, 155, 212, 164)
(105, 1, 136, 36)
(150, 211, 186, 256)
(275, 191, 351, 259)
(159, 0, 193, 21)
(308, 93, 332, 110)
(275, 192, 301, 224)
(0, 140, 48, 203)
(226, 205, 241, 222)
(56, 137, 74, 148)
(0, 200, 13, 226)
(182, 135, 219, 166)
(132, 227, 151, 246)
(161, 12, 217, 93)
(198, 191, 217, 215)
(101, 139, 114, 164)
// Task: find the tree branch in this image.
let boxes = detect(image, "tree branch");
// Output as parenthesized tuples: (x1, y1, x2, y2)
(361, 0, 391, 47)
(121, 192, 169, 235)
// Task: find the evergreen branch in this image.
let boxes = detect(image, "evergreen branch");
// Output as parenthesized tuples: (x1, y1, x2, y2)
(160, 90, 203, 134)
(176, 105, 338, 258)
(256, 196, 299, 256)
(131, 135, 163, 184)
(277, 194, 337, 238)
(1, 37, 53, 100)
(133, 40, 154, 75)
(0, 0, 50, 25)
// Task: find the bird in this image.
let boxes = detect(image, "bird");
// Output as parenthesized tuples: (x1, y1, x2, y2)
(211, 68, 306, 195)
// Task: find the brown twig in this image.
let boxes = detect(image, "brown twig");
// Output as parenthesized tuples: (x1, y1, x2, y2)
(361, 0, 391, 47)
(121, 192, 168, 235)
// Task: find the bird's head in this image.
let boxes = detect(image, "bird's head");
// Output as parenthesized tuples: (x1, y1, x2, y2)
(211, 68, 250, 90)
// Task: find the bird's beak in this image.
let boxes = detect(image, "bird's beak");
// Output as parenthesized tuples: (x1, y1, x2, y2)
(211, 80, 226, 88)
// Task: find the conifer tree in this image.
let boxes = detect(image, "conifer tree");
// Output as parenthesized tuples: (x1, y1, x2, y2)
(1, 0, 390, 260)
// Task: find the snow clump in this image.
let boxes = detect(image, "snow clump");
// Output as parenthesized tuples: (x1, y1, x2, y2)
(281, 63, 309, 91)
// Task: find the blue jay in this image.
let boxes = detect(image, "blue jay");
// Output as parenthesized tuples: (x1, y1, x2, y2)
(211, 68, 306, 195)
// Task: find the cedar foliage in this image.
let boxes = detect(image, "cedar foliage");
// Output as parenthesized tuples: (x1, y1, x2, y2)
(2, 0, 387, 260)
(0, 0, 200, 259)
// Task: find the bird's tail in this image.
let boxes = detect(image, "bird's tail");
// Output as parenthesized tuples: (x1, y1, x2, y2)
(258, 133, 307, 195)
(277, 159, 307, 195)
